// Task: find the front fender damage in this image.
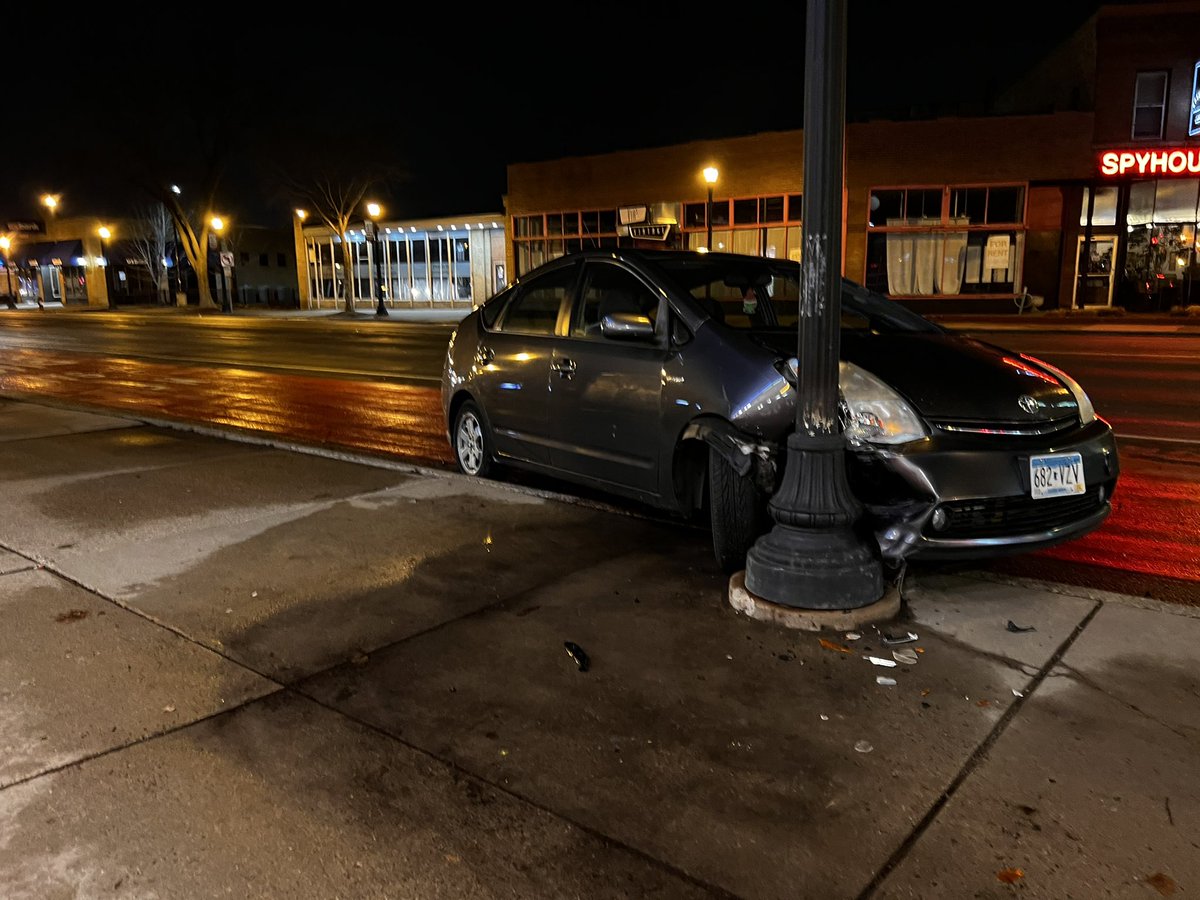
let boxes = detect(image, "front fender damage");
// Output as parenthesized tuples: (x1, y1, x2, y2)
(847, 446, 937, 562)
(682, 420, 777, 494)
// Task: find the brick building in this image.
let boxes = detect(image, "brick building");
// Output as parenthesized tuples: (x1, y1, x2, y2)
(503, 1, 1200, 314)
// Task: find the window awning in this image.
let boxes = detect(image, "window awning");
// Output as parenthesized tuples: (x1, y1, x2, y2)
(17, 239, 85, 266)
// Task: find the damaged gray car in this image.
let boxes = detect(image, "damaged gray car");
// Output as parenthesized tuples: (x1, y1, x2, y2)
(441, 248, 1119, 573)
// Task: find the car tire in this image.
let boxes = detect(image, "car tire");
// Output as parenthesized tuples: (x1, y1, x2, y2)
(452, 400, 494, 478)
(708, 446, 762, 574)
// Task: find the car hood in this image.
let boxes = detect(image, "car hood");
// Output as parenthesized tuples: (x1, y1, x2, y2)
(748, 329, 1078, 423)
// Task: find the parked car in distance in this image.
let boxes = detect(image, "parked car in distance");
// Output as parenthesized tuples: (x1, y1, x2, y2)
(441, 248, 1119, 574)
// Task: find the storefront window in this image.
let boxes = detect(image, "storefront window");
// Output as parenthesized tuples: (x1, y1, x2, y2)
(1121, 178, 1200, 309)
(1153, 179, 1200, 222)
(1080, 186, 1118, 226)
(1127, 181, 1156, 226)
(864, 184, 1026, 298)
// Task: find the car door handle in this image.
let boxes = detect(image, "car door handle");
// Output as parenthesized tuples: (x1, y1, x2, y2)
(551, 358, 577, 379)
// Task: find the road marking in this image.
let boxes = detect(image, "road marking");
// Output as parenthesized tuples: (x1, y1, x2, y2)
(1018, 351, 1200, 361)
(1117, 433, 1200, 445)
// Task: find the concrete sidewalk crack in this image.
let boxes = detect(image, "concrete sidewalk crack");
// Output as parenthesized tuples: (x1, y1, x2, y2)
(853, 598, 1104, 900)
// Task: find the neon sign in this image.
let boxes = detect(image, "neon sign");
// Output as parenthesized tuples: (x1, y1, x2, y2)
(1191, 60, 1200, 137)
(1099, 148, 1200, 176)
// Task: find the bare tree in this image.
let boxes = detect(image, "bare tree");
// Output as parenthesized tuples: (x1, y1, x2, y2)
(127, 202, 173, 304)
(279, 172, 375, 315)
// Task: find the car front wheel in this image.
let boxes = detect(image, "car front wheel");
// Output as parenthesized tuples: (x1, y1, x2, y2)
(708, 447, 763, 574)
(452, 400, 494, 477)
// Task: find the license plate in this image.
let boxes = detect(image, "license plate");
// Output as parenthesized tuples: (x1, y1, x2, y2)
(1030, 452, 1085, 499)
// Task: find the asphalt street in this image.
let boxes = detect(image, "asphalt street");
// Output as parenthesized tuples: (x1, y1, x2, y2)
(1, 395, 1197, 899)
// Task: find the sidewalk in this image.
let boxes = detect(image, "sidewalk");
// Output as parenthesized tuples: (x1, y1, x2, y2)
(4, 298, 469, 325)
(7, 297, 1200, 332)
(1, 394, 1196, 899)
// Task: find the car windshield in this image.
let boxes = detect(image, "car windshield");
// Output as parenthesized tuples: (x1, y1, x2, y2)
(649, 254, 942, 334)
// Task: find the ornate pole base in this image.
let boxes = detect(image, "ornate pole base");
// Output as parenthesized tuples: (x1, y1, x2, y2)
(743, 433, 885, 611)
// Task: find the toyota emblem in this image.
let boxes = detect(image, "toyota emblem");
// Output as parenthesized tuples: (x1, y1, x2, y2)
(1017, 395, 1040, 414)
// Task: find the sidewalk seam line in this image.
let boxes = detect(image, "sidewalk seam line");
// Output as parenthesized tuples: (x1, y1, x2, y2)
(854, 597, 1104, 900)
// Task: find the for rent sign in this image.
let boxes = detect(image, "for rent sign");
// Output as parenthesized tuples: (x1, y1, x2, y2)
(1099, 147, 1200, 176)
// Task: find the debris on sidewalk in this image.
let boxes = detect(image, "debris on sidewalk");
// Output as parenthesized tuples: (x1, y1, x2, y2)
(996, 867, 1024, 884)
(820, 638, 853, 654)
(1145, 872, 1177, 896)
(854, 740, 873, 753)
(55, 609, 89, 623)
(844, 632, 861, 641)
(1006, 620, 1037, 633)
(564, 641, 590, 672)
(865, 655, 898, 667)
(882, 630, 918, 645)
(892, 648, 919, 665)
(876, 676, 897, 686)
(1013, 689, 1025, 698)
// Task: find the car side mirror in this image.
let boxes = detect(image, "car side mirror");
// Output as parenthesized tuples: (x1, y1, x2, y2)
(600, 312, 656, 341)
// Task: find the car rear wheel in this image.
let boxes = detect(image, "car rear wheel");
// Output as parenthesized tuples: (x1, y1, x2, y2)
(708, 447, 763, 574)
(453, 400, 494, 477)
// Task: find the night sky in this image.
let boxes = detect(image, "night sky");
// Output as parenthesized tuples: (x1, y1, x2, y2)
(3, 2, 1108, 229)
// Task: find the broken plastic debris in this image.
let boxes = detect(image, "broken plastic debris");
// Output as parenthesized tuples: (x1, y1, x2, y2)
(876, 676, 897, 686)
(819, 638, 853, 654)
(251, 591, 258, 598)
(882, 631, 918, 645)
(564, 641, 590, 672)
(892, 648, 919, 665)
(820, 714, 829, 721)
(1145, 872, 1177, 896)
(1006, 620, 1037, 633)
(844, 632, 861, 641)
(854, 740, 873, 753)
(1013, 689, 1025, 698)
(162, 705, 176, 713)
(996, 868, 1024, 884)
(865, 656, 898, 667)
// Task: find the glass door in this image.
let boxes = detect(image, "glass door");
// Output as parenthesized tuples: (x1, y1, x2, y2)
(1073, 235, 1116, 308)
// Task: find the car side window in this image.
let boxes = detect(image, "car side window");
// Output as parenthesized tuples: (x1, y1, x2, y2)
(498, 265, 576, 335)
(572, 262, 661, 340)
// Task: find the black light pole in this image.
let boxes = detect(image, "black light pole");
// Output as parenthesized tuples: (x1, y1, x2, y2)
(703, 166, 718, 250)
(742, 0, 885, 612)
(211, 217, 232, 313)
(98, 226, 115, 310)
(0, 238, 14, 304)
(169, 186, 184, 305)
(366, 202, 388, 317)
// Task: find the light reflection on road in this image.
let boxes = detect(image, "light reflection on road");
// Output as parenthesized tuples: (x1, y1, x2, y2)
(0, 348, 453, 468)
(1, 347, 1196, 593)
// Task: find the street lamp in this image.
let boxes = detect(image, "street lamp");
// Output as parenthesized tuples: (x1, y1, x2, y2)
(741, 0, 889, 621)
(97, 226, 114, 310)
(40, 194, 61, 308)
(703, 166, 719, 251)
(168, 185, 184, 305)
(365, 202, 388, 317)
(210, 216, 232, 313)
(0, 236, 15, 306)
